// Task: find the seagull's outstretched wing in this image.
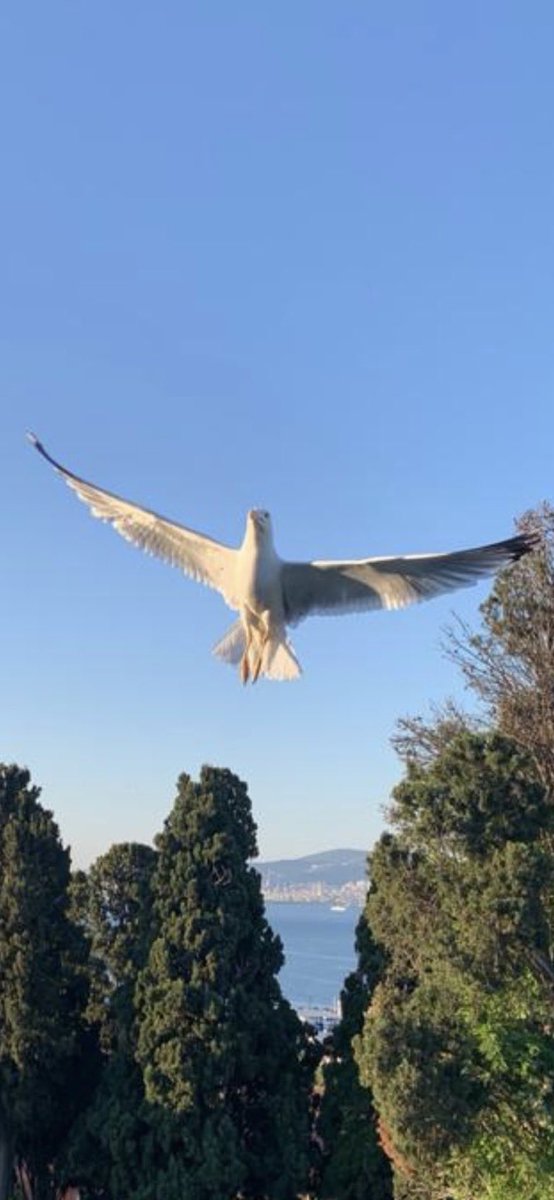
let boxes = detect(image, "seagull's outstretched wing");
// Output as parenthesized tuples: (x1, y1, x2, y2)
(281, 534, 537, 625)
(28, 434, 238, 605)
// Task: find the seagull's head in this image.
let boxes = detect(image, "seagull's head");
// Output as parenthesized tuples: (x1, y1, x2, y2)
(248, 508, 273, 542)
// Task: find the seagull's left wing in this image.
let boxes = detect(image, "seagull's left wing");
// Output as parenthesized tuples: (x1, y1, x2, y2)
(281, 534, 537, 625)
(28, 434, 238, 605)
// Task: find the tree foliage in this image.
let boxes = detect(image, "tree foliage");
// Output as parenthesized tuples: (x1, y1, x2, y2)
(446, 502, 554, 790)
(346, 507, 554, 1198)
(1, 766, 317, 1199)
(0, 765, 86, 1200)
(72, 841, 157, 1051)
(356, 730, 554, 1199)
(317, 913, 392, 1200)
(135, 767, 312, 1200)
(60, 842, 158, 1197)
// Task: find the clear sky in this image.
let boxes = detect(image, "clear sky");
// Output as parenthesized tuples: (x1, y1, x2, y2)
(2, 2, 554, 868)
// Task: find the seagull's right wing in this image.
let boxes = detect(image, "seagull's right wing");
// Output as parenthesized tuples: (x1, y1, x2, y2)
(28, 434, 238, 605)
(281, 534, 538, 625)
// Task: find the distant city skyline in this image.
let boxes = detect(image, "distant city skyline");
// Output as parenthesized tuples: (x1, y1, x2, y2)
(3, 3, 554, 867)
(257, 846, 367, 904)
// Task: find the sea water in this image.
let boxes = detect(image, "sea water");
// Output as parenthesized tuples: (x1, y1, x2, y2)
(266, 900, 360, 1009)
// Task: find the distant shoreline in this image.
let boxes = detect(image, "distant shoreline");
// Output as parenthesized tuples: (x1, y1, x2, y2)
(262, 885, 366, 907)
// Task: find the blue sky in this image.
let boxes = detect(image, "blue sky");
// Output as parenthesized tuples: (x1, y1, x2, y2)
(2, 2, 554, 868)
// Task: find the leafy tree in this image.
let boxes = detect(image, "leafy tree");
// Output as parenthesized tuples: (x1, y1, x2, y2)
(389, 729, 549, 856)
(354, 513, 554, 1197)
(136, 767, 312, 1200)
(390, 699, 479, 771)
(0, 765, 86, 1200)
(446, 502, 554, 791)
(355, 731, 554, 1199)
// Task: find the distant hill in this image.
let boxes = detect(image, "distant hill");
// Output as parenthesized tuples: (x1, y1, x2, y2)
(256, 848, 367, 889)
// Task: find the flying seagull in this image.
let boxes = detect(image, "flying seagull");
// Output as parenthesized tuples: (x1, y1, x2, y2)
(28, 433, 537, 684)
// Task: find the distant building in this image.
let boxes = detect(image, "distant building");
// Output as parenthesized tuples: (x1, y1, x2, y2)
(261, 879, 366, 907)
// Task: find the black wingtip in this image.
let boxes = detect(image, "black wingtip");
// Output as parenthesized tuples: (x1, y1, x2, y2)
(26, 430, 47, 457)
(26, 432, 60, 471)
(510, 531, 541, 561)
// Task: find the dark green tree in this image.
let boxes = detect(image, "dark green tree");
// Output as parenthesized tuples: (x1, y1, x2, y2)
(0, 765, 86, 1200)
(60, 843, 158, 1198)
(136, 767, 312, 1200)
(355, 732, 554, 1200)
(317, 913, 392, 1200)
(73, 842, 157, 1049)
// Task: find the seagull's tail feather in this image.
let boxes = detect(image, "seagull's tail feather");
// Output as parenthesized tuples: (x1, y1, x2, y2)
(212, 621, 246, 666)
(261, 634, 302, 682)
(213, 621, 302, 682)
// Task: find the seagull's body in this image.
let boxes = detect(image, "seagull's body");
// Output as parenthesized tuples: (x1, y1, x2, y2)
(230, 513, 294, 682)
(28, 434, 538, 684)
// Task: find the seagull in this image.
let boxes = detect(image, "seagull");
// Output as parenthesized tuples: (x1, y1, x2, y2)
(28, 433, 538, 684)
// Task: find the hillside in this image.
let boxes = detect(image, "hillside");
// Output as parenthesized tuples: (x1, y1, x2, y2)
(256, 848, 367, 905)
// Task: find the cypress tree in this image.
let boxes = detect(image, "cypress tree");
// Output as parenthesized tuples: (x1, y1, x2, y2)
(136, 767, 312, 1200)
(0, 765, 86, 1200)
(76, 842, 157, 1050)
(60, 843, 158, 1197)
(317, 913, 393, 1200)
